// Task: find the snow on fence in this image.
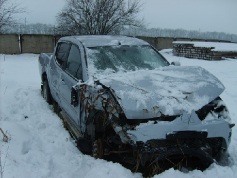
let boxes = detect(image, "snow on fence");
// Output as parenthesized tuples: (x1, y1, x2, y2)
(173, 41, 237, 60)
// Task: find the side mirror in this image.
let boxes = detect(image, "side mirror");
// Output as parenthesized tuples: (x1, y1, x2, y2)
(171, 61, 181, 66)
(71, 84, 80, 107)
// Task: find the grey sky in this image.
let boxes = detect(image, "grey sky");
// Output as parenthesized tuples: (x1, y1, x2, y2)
(15, 0, 237, 34)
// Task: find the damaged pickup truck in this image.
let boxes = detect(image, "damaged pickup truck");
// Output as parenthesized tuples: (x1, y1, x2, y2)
(38, 35, 234, 174)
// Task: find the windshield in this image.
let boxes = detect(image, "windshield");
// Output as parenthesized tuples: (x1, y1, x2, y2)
(87, 45, 169, 74)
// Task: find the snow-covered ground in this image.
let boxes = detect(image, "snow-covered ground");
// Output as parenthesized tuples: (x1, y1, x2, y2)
(0, 51, 237, 178)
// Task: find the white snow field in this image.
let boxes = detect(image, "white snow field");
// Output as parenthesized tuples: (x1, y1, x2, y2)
(0, 51, 237, 178)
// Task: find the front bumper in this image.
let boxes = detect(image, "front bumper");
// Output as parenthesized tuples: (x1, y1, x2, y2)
(114, 111, 232, 151)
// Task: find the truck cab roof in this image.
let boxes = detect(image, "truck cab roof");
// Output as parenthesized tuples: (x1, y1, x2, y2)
(59, 35, 149, 48)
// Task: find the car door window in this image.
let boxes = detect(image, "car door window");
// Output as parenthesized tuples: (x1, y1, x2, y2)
(55, 42, 71, 68)
(66, 44, 83, 80)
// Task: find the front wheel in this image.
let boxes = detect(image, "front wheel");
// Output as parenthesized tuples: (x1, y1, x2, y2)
(42, 79, 53, 104)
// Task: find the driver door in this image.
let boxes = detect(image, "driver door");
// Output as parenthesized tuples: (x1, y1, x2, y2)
(58, 43, 83, 128)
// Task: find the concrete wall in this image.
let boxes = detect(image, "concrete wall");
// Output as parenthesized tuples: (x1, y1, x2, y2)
(21, 35, 55, 53)
(0, 34, 20, 54)
(137, 36, 174, 51)
(0, 34, 232, 54)
(0, 34, 56, 54)
(137, 36, 231, 51)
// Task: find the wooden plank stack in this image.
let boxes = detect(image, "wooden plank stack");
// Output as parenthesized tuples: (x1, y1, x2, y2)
(172, 42, 237, 60)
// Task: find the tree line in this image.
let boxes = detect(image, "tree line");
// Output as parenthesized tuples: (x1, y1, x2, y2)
(121, 27, 237, 43)
(1, 0, 237, 43)
(3, 23, 237, 43)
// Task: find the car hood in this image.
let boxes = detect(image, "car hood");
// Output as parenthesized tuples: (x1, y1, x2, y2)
(97, 66, 225, 119)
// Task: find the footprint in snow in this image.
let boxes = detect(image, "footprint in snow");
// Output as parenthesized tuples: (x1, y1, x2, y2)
(21, 140, 32, 155)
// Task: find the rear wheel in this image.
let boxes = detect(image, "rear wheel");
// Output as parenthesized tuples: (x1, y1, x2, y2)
(42, 79, 53, 104)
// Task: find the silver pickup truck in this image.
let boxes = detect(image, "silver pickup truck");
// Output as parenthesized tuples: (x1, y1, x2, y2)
(38, 35, 234, 175)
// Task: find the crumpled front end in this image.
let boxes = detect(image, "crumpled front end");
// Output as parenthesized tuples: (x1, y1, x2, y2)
(78, 80, 234, 175)
(108, 97, 234, 174)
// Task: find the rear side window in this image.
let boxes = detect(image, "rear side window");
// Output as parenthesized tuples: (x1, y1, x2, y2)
(55, 42, 71, 68)
(65, 45, 83, 80)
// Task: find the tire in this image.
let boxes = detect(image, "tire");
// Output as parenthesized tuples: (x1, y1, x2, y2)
(42, 79, 53, 104)
(53, 100, 61, 114)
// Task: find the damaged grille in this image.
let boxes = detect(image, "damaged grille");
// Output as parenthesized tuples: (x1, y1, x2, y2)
(137, 137, 224, 158)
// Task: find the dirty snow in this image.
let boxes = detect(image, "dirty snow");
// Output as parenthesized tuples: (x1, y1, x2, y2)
(0, 51, 237, 178)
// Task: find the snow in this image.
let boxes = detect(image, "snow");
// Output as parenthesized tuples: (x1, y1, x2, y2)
(1, 51, 237, 178)
(86, 45, 225, 118)
(173, 41, 237, 52)
(62, 35, 148, 48)
(97, 66, 224, 118)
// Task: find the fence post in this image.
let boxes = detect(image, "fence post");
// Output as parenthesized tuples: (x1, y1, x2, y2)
(18, 34, 23, 54)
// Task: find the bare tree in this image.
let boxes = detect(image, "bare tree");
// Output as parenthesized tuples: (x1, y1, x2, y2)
(0, 0, 23, 32)
(56, 0, 142, 35)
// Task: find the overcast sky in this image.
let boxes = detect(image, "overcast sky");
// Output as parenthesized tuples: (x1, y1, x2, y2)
(15, 0, 237, 35)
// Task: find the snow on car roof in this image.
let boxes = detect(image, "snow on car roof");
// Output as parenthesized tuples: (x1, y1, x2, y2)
(173, 41, 237, 52)
(60, 35, 149, 47)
